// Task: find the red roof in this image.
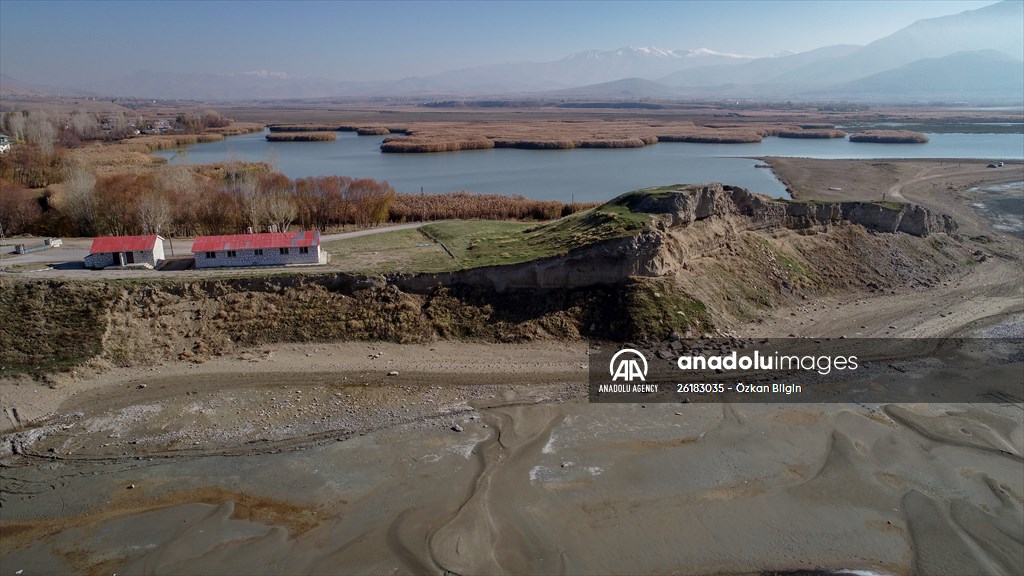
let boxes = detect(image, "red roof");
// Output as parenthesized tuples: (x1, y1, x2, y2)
(89, 235, 160, 254)
(192, 231, 320, 252)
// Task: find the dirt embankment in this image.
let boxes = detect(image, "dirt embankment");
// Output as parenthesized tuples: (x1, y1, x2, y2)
(1, 184, 982, 378)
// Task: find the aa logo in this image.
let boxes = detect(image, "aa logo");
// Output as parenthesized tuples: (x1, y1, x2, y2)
(609, 348, 648, 382)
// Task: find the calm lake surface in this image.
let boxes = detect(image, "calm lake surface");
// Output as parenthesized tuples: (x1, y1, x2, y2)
(156, 131, 1024, 203)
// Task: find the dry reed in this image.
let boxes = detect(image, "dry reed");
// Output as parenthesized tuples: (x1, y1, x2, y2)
(849, 130, 929, 143)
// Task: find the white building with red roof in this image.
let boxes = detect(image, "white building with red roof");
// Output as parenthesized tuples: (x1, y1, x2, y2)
(192, 230, 323, 269)
(84, 235, 165, 269)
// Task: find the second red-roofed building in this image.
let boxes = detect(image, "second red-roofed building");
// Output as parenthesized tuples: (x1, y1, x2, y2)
(192, 230, 324, 268)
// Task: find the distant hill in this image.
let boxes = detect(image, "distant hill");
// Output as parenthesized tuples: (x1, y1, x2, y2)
(540, 78, 681, 100)
(0, 73, 50, 97)
(387, 47, 754, 95)
(812, 50, 1024, 102)
(770, 0, 1024, 87)
(16, 1, 1024, 102)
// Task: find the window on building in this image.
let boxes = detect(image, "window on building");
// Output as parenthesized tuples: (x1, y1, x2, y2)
(299, 247, 309, 254)
(254, 249, 263, 256)
(227, 250, 237, 258)
(279, 248, 289, 255)
(205, 252, 216, 259)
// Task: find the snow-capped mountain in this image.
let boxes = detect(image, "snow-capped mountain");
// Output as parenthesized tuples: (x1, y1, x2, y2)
(35, 1, 1024, 102)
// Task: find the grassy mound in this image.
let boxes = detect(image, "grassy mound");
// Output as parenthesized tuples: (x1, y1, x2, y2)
(326, 193, 654, 273)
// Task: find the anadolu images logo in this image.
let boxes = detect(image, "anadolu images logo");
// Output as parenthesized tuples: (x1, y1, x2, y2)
(609, 348, 648, 382)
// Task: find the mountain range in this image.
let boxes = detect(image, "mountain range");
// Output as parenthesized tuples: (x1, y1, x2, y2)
(2, 0, 1021, 103)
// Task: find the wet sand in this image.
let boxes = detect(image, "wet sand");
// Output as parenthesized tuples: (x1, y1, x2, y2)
(3, 400, 1022, 575)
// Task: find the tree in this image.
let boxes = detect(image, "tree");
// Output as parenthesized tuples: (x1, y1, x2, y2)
(25, 111, 57, 157)
(258, 172, 296, 232)
(3, 112, 26, 141)
(95, 174, 144, 235)
(156, 164, 201, 236)
(236, 170, 262, 232)
(60, 164, 98, 235)
(350, 178, 395, 227)
(138, 190, 172, 235)
(0, 179, 42, 235)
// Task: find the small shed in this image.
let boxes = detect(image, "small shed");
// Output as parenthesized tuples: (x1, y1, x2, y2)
(192, 231, 322, 268)
(85, 235, 165, 269)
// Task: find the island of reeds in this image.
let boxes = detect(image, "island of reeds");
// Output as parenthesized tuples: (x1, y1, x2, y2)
(849, 130, 929, 143)
(266, 132, 337, 142)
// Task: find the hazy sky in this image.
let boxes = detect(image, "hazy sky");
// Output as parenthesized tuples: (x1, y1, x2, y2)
(0, 0, 1002, 86)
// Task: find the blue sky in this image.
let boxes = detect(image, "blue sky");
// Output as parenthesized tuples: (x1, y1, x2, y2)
(0, 0, 1001, 86)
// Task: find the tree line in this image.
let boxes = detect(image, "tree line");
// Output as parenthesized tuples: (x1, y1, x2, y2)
(2, 155, 590, 239)
(1, 164, 400, 238)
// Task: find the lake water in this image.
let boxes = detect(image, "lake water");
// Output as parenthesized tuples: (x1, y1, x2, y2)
(155, 130, 1024, 203)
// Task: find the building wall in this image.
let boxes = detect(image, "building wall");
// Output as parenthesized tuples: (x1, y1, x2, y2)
(194, 245, 322, 268)
(152, 239, 165, 264)
(84, 246, 163, 269)
(84, 252, 116, 269)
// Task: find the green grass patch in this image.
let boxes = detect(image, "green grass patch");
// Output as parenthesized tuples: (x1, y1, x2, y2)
(323, 228, 456, 273)
(872, 200, 906, 210)
(326, 194, 654, 273)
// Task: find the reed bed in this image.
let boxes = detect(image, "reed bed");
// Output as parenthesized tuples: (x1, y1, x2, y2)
(578, 137, 652, 148)
(265, 132, 337, 142)
(657, 131, 763, 144)
(491, 139, 577, 150)
(775, 128, 847, 139)
(208, 123, 265, 136)
(268, 124, 347, 132)
(356, 126, 391, 135)
(381, 137, 496, 153)
(849, 130, 929, 143)
(263, 118, 864, 153)
(390, 191, 599, 221)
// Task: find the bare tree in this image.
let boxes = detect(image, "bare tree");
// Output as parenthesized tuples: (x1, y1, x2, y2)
(3, 112, 26, 141)
(237, 170, 262, 231)
(25, 111, 57, 157)
(69, 110, 96, 139)
(264, 194, 297, 232)
(61, 164, 98, 235)
(138, 190, 172, 235)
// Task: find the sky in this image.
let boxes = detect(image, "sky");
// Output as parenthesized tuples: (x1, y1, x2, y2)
(0, 0, 1004, 87)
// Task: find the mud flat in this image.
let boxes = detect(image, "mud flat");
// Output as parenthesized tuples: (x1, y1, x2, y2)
(765, 157, 1024, 237)
(2, 391, 1022, 575)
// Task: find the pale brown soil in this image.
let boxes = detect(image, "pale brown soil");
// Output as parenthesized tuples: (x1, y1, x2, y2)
(767, 157, 1024, 237)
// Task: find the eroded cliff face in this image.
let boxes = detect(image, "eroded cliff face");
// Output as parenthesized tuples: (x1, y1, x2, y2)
(396, 183, 961, 293)
(631, 182, 958, 237)
(393, 230, 665, 293)
(1, 184, 971, 375)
